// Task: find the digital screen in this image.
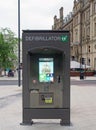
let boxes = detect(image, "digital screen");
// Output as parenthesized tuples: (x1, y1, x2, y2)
(39, 58, 54, 82)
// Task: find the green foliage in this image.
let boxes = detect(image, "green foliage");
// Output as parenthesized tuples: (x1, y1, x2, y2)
(0, 28, 18, 69)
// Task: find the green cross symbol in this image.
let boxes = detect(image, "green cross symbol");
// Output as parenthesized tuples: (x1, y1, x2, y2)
(61, 35, 68, 42)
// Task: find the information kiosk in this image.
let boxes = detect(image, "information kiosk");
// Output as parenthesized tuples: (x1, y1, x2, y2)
(22, 30, 70, 125)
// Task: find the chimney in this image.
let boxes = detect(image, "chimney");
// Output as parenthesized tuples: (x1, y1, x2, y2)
(54, 15, 57, 24)
(74, 0, 77, 5)
(59, 7, 63, 28)
(60, 7, 63, 20)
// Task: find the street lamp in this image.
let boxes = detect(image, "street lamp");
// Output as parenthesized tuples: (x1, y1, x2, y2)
(18, 0, 21, 86)
(79, 11, 84, 80)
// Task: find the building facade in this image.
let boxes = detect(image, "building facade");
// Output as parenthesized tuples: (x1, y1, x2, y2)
(52, 0, 96, 70)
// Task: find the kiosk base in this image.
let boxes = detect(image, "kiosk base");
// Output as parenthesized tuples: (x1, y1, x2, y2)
(22, 108, 70, 126)
(20, 121, 33, 126)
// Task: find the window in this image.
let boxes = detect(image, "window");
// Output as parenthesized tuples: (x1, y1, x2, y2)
(73, 16, 78, 26)
(86, 26, 90, 39)
(94, 3, 96, 13)
(75, 29, 78, 42)
(83, 27, 85, 39)
(94, 58, 96, 70)
(76, 16, 78, 25)
(72, 56, 75, 61)
(88, 46, 90, 53)
(94, 23, 96, 36)
(88, 58, 90, 66)
(86, 10, 90, 20)
(83, 13, 85, 22)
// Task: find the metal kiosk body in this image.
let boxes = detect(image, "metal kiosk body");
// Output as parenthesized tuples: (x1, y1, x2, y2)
(22, 30, 70, 125)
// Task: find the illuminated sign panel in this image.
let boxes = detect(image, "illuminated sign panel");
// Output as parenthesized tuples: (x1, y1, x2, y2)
(25, 35, 69, 43)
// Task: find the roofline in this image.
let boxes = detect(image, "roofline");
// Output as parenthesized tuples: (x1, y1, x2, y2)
(22, 30, 69, 33)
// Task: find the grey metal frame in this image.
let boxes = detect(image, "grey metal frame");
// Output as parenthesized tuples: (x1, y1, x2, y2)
(22, 30, 70, 125)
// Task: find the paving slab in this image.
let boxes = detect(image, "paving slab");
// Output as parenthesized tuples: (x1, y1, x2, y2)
(0, 84, 96, 130)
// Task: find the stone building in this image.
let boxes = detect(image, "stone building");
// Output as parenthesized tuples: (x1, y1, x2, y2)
(52, 0, 96, 70)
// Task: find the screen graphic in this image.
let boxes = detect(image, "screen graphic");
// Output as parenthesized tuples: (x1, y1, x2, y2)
(39, 58, 54, 82)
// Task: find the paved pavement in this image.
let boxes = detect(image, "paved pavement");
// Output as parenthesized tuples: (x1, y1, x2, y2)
(71, 76, 96, 81)
(0, 76, 96, 130)
(0, 75, 96, 80)
(0, 75, 22, 81)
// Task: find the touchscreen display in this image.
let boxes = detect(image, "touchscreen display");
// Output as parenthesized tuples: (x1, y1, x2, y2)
(39, 58, 54, 82)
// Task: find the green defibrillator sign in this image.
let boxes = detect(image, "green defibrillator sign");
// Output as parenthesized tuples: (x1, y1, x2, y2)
(61, 35, 68, 42)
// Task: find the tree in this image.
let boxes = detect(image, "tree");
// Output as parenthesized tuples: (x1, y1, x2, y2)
(0, 28, 18, 70)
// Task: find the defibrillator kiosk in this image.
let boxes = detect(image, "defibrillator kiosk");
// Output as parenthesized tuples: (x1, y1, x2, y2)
(22, 30, 70, 125)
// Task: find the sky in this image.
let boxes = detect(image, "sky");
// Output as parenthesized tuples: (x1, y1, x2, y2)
(0, 0, 73, 37)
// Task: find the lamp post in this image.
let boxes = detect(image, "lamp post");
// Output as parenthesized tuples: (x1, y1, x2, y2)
(79, 11, 84, 80)
(18, 0, 21, 86)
